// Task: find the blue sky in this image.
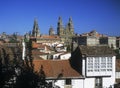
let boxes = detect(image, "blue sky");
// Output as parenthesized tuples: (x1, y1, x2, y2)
(0, 0, 120, 36)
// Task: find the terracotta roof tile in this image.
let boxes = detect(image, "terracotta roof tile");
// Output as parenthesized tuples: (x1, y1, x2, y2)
(33, 60, 81, 79)
(32, 50, 49, 55)
(116, 59, 120, 72)
(32, 42, 39, 48)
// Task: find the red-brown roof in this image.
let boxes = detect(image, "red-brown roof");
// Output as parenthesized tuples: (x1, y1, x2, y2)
(32, 42, 39, 48)
(32, 50, 49, 55)
(32, 60, 82, 79)
(30, 35, 60, 40)
(39, 35, 60, 39)
(116, 59, 120, 72)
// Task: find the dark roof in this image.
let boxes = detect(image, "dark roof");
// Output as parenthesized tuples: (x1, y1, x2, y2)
(79, 45, 115, 56)
(33, 60, 82, 79)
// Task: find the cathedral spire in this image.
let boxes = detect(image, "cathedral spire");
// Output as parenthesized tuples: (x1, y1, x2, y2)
(32, 18, 40, 37)
(68, 17, 74, 35)
(68, 17, 73, 28)
(49, 26, 55, 35)
(57, 16, 64, 36)
(58, 16, 63, 27)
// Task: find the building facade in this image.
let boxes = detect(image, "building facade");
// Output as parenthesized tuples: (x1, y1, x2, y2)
(24, 17, 75, 49)
(72, 30, 116, 49)
(57, 17, 74, 44)
(70, 45, 116, 88)
(32, 19, 40, 37)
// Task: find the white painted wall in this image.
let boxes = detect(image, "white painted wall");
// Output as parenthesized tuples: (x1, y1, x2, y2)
(39, 55, 48, 60)
(53, 53, 63, 59)
(55, 79, 84, 88)
(54, 76, 115, 88)
(103, 56, 116, 88)
(60, 53, 71, 60)
(84, 78, 95, 88)
(53, 56, 116, 88)
(72, 78, 95, 88)
(103, 77, 114, 88)
(72, 79, 84, 88)
(116, 72, 120, 79)
(108, 37, 116, 49)
(55, 80, 64, 88)
(22, 40, 25, 60)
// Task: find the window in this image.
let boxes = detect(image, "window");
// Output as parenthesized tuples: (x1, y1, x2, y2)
(65, 79, 71, 85)
(100, 57, 106, 71)
(87, 57, 93, 72)
(107, 57, 112, 71)
(87, 57, 113, 74)
(95, 77, 102, 88)
(94, 57, 100, 72)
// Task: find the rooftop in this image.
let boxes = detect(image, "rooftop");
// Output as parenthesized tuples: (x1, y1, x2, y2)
(32, 60, 82, 79)
(79, 45, 115, 56)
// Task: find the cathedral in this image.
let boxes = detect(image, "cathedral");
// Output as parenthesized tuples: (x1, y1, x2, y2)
(30, 17, 75, 45)
(32, 18, 40, 37)
(56, 16, 74, 43)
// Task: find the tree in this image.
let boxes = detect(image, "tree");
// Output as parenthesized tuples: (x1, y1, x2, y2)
(114, 49, 120, 59)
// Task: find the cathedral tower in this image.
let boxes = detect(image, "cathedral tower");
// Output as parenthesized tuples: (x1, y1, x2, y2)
(49, 26, 55, 35)
(67, 17, 74, 35)
(57, 17, 64, 36)
(32, 19, 40, 37)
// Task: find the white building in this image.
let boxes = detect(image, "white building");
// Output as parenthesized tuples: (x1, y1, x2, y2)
(59, 53, 71, 60)
(52, 52, 63, 60)
(70, 45, 116, 88)
(52, 52, 71, 60)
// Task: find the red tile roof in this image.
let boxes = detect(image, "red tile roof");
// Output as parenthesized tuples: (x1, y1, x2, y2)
(32, 50, 49, 55)
(32, 42, 39, 48)
(116, 59, 120, 72)
(32, 60, 82, 79)
(30, 35, 60, 40)
(39, 35, 60, 39)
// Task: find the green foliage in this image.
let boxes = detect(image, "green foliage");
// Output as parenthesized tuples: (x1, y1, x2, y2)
(9, 38, 19, 43)
(67, 45, 71, 52)
(114, 49, 120, 59)
(24, 38, 29, 42)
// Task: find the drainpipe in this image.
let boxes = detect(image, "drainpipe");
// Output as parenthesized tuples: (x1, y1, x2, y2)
(82, 54, 86, 77)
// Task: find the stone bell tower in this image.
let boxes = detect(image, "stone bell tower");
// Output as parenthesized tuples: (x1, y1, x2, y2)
(32, 19, 40, 37)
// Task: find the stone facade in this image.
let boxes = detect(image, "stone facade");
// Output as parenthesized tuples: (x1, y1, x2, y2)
(28, 17, 75, 46)
(72, 30, 116, 49)
(49, 26, 55, 36)
(32, 19, 40, 37)
(57, 17, 74, 44)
